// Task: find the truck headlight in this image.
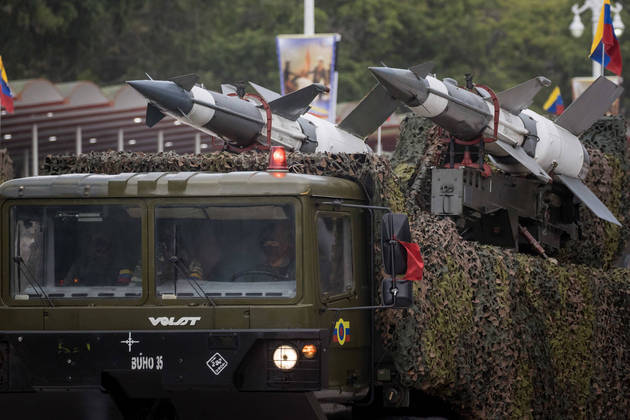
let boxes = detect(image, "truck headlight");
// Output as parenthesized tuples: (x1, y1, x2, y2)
(272, 345, 298, 370)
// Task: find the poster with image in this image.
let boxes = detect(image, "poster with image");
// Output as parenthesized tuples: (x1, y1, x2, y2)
(276, 34, 340, 122)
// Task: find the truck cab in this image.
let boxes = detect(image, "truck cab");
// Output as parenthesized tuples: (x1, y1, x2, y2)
(0, 170, 387, 418)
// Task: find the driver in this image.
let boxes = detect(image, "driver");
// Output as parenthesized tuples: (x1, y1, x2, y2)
(257, 221, 295, 279)
(64, 232, 131, 286)
(231, 221, 295, 282)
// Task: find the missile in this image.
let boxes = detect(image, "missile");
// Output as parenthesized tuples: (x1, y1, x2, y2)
(369, 64, 623, 226)
(127, 74, 398, 154)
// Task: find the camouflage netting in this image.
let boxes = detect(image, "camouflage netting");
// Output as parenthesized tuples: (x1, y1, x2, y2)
(41, 151, 405, 211)
(581, 116, 628, 159)
(390, 116, 436, 184)
(378, 212, 630, 418)
(0, 148, 13, 184)
(557, 147, 628, 269)
(577, 116, 630, 269)
(40, 132, 630, 418)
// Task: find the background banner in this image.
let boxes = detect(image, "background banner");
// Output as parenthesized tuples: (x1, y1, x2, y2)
(276, 34, 340, 122)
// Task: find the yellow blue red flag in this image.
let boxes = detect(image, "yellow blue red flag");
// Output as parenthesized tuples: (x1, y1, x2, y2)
(543, 87, 564, 115)
(590, 0, 622, 76)
(0, 56, 14, 114)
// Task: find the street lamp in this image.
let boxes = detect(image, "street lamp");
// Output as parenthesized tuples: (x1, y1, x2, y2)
(613, 10, 626, 36)
(570, 13, 586, 37)
(570, 0, 624, 76)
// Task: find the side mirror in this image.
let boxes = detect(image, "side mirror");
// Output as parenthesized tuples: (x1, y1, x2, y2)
(381, 213, 411, 276)
(382, 278, 412, 308)
(381, 213, 413, 308)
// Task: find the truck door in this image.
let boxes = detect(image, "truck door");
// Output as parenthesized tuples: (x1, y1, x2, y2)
(315, 206, 371, 392)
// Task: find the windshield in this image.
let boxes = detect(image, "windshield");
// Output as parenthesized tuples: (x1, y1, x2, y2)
(155, 203, 296, 299)
(9, 203, 143, 300)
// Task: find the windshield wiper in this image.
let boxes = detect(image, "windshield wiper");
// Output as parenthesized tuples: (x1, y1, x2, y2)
(13, 256, 54, 307)
(168, 255, 216, 307)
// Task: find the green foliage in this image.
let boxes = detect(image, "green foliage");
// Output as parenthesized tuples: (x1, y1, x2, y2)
(2, 0, 630, 111)
(0, 0, 302, 87)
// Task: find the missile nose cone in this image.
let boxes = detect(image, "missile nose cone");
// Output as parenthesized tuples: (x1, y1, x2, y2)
(127, 79, 193, 115)
(126, 80, 151, 97)
(369, 67, 428, 106)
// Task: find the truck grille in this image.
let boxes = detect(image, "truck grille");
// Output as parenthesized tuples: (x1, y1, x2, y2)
(0, 342, 8, 391)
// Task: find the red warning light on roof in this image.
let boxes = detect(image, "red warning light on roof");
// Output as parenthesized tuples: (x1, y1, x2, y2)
(268, 146, 288, 172)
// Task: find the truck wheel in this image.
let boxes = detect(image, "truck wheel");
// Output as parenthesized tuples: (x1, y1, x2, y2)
(118, 398, 178, 420)
(146, 399, 179, 420)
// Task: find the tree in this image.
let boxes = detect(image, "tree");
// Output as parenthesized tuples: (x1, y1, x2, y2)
(0, 0, 628, 113)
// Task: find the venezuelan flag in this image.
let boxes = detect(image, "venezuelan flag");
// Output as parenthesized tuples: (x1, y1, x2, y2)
(543, 87, 564, 115)
(590, 0, 622, 76)
(0, 56, 13, 114)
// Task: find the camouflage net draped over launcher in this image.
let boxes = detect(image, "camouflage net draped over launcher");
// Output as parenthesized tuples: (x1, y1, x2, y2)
(0, 148, 13, 184)
(396, 115, 630, 271)
(42, 123, 630, 418)
(386, 115, 630, 418)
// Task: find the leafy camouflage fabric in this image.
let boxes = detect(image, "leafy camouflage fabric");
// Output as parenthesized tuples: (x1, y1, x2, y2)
(0, 148, 13, 184)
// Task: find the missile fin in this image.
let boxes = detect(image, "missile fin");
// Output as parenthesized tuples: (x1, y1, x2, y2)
(221, 84, 238, 95)
(555, 76, 623, 136)
(556, 174, 621, 225)
(145, 103, 165, 127)
(338, 84, 398, 138)
(249, 82, 282, 102)
(495, 76, 551, 114)
(494, 141, 552, 183)
(409, 62, 434, 78)
(169, 74, 199, 91)
(268, 83, 328, 121)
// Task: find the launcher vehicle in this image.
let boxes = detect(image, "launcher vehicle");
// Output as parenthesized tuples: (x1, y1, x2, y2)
(0, 149, 426, 419)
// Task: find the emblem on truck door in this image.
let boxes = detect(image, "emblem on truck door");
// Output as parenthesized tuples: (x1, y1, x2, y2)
(148, 316, 201, 326)
(333, 318, 351, 346)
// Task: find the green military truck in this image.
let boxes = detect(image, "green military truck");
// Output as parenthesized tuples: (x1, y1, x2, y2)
(0, 160, 422, 419)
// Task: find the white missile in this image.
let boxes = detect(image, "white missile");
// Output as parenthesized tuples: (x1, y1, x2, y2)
(370, 64, 623, 226)
(127, 74, 398, 154)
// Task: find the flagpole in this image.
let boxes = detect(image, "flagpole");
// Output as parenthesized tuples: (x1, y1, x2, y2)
(602, 40, 605, 77)
(600, 0, 605, 78)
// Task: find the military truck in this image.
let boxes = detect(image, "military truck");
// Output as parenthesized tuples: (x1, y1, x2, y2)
(0, 149, 423, 419)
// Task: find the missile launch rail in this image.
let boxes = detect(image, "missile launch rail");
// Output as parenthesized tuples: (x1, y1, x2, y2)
(431, 166, 579, 251)
(369, 63, 623, 252)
